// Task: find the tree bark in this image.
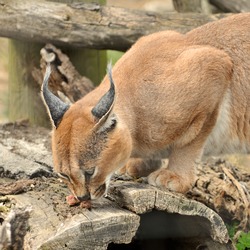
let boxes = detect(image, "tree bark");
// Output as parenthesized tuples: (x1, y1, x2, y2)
(0, 122, 239, 250)
(173, 0, 203, 12)
(1, 181, 234, 250)
(0, 0, 230, 52)
(8, 41, 49, 127)
(0, 207, 30, 250)
(173, 0, 212, 14)
(209, 0, 250, 13)
(7, 0, 106, 127)
(32, 44, 94, 103)
(47, 0, 107, 86)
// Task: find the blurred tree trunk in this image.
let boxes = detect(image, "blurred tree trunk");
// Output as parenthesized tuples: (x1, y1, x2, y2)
(8, 0, 106, 127)
(173, 0, 201, 12)
(50, 0, 107, 86)
(209, 0, 250, 13)
(8, 41, 49, 126)
(173, 0, 211, 13)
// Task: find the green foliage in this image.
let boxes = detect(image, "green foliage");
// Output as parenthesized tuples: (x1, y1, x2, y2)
(226, 222, 238, 239)
(236, 231, 250, 250)
(226, 223, 250, 250)
(107, 50, 124, 65)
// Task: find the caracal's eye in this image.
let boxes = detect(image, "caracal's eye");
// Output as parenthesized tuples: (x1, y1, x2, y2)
(57, 172, 71, 182)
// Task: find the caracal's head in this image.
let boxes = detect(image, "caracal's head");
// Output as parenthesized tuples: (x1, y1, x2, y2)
(41, 64, 132, 201)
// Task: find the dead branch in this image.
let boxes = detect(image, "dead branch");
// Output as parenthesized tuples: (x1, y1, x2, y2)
(32, 44, 94, 103)
(0, 180, 35, 195)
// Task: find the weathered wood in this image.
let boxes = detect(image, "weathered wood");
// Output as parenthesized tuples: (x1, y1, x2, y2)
(0, 121, 53, 179)
(10, 193, 139, 250)
(8, 41, 49, 127)
(32, 44, 94, 103)
(173, 0, 202, 12)
(0, 123, 239, 250)
(7, 0, 106, 127)
(209, 0, 250, 13)
(108, 181, 230, 244)
(47, 0, 107, 86)
(0, 207, 30, 250)
(188, 159, 250, 230)
(173, 0, 211, 14)
(0, 179, 35, 195)
(0, 0, 230, 52)
(0, 178, 235, 250)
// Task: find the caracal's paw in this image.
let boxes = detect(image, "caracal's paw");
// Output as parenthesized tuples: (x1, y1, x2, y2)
(148, 169, 192, 193)
(117, 158, 162, 178)
(117, 158, 147, 178)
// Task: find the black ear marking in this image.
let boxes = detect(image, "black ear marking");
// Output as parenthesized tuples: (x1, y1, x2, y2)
(91, 63, 115, 120)
(41, 64, 69, 128)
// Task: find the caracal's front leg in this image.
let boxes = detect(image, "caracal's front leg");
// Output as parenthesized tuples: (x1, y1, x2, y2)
(148, 103, 221, 193)
(148, 140, 204, 193)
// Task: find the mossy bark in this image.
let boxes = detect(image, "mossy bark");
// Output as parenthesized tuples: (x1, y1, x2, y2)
(8, 40, 49, 127)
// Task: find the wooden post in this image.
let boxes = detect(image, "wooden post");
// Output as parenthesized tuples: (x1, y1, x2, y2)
(50, 0, 107, 86)
(8, 41, 49, 127)
(173, 0, 211, 14)
(68, 0, 107, 86)
(8, 0, 107, 127)
(64, 47, 107, 86)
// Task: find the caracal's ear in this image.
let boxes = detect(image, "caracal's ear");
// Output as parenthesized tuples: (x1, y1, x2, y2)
(41, 63, 70, 128)
(92, 63, 116, 129)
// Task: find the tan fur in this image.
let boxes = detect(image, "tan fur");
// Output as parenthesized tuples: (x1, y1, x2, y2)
(49, 13, 250, 199)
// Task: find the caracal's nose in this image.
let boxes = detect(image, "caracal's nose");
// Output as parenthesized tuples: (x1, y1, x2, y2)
(77, 193, 91, 201)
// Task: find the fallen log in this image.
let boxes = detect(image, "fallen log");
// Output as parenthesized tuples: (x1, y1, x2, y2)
(1, 122, 249, 249)
(0, 174, 235, 250)
(0, 180, 234, 250)
(0, 0, 230, 51)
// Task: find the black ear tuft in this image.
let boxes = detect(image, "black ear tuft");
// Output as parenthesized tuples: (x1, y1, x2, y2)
(91, 63, 115, 120)
(41, 64, 69, 128)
